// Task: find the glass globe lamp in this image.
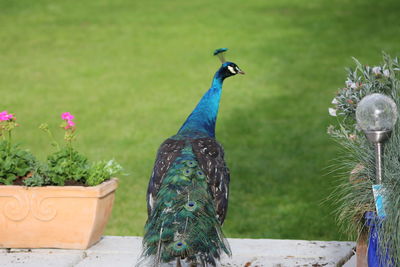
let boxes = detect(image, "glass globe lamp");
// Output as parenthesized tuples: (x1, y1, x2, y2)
(356, 93, 398, 183)
(356, 93, 397, 134)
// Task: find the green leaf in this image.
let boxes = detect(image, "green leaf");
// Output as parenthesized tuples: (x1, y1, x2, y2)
(0, 141, 36, 185)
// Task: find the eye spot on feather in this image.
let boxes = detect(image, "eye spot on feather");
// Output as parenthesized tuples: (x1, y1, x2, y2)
(186, 160, 197, 168)
(196, 170, 205, 179)
(184, 201, 198, 211)
(171, 240, 188, 253)
(182, 168, 193, 177)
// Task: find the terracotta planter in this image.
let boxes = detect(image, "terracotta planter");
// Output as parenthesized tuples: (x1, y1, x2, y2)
(0, 178, 118, 249)
(356, 235, 368, 267)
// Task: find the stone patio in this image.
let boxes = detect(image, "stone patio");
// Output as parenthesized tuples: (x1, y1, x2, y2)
(0, 236, 356, 267)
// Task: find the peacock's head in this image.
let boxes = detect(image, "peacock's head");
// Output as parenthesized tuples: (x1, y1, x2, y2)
(218, 61, 245, 79)
(214, 48, 244, 80)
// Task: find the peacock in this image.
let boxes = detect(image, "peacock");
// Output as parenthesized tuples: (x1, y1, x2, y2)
(138, 48, 244, 267)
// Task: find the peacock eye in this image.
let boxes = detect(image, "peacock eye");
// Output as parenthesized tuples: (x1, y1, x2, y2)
(186, 160, 197, 168)
(184, 201, 198, 211)
(172, 240, 188, 252)
(182, 168, 193, 177)
(196, 170, 205, 179)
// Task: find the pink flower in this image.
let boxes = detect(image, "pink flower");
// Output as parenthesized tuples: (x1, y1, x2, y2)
(0, 111, 13, 121)
(61, 112, 74, 121)
(64, 119, 75, 130)
(0, 111, 7, 121)
(67, 120, 75, 127)
(61, 112, 76, 130)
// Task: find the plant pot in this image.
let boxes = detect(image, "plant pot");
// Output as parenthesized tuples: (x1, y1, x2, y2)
(356, 234, 368, 267)
(0, 178, 118, 249)
(365, 211, 394, 267)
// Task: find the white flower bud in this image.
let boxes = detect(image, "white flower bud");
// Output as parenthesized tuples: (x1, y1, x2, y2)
(383, 69, 390, 77)
(372, 66, 382, 75)
(328, 108, 337, 117)
(331, 98, 339, 104)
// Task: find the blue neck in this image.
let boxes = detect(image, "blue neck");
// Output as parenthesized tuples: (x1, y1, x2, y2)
(178, 72, 225, 138)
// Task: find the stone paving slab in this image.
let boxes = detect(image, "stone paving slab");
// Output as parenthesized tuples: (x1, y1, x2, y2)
(0, 249, 84, 267)
(0, 236, 356, 267)
(343, 254, 356, 267)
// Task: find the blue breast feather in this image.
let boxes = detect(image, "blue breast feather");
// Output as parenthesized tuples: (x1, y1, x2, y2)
(178, 68, 226, 138)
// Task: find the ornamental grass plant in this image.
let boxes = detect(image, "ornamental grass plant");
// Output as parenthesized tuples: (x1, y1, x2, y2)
(328, 53, 400, 264)
(0, 111, 122, 187)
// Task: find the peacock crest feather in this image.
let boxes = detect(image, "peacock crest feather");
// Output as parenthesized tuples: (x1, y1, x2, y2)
(139, 49, 243, 267)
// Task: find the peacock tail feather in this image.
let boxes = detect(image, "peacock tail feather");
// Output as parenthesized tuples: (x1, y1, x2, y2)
(140, 143, 231, 266)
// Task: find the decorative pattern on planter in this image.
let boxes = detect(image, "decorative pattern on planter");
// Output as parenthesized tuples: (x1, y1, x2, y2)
(31, 196, 59, 221)
(0, 193, 62, 222)
(2, 193, 30, 221)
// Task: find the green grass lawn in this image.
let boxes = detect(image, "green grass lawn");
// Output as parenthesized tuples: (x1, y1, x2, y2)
(0, 0, 399, 240)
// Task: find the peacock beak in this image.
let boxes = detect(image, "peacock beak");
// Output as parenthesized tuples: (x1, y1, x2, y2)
(237, 68, 245, 75)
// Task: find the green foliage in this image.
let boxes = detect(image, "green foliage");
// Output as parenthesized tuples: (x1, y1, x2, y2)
(37, 112, 122, 186)
(86, 160, 123, 186)
(0, 139, 122, 187)
(328, 54, 400, 264)
(330, 55, 399, 127)
(0, 141, 36, 185)
(46, 148, 89, 186)
(44, 148, 123, 186)
(23, 162, 51, 186)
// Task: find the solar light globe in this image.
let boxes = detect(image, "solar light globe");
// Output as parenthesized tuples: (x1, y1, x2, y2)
(356, 93, 398, 184)
(356, 93, 398, 133)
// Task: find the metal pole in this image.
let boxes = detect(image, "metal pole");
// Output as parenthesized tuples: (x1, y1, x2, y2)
(375, 142, 383, 184)
(365, 130, 391, 184)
